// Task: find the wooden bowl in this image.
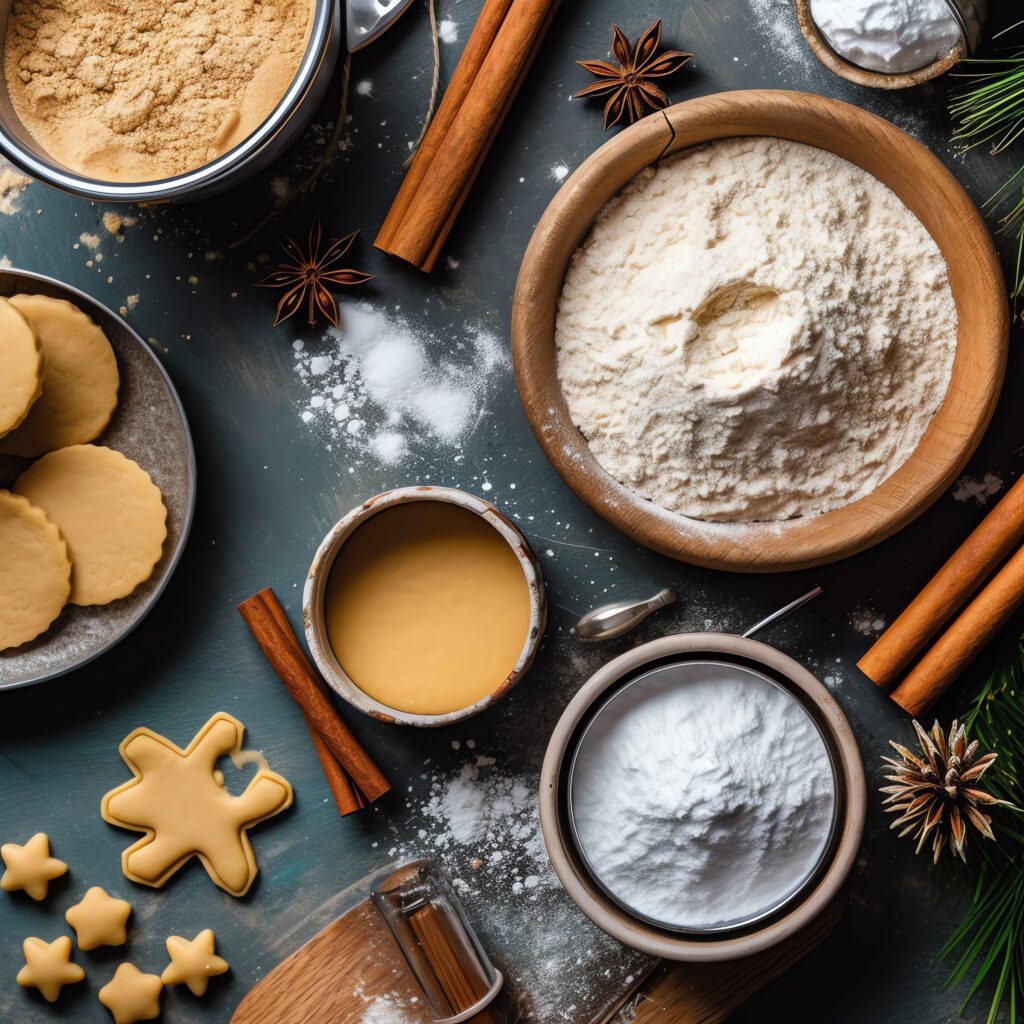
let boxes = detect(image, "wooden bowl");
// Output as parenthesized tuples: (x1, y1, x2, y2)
(795, 0, 963, 89)
(511, 90, 1008, 572)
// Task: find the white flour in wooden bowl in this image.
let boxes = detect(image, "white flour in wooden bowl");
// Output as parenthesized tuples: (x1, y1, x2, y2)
(555, 137, 957, 522)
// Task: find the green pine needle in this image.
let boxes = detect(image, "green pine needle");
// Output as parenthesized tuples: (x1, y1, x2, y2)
(950, 23, 1024, 316)
(939, 636, 1024, 1022)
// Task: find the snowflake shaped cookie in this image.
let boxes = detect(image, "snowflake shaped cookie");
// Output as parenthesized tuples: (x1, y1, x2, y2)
(100, 712, 293, 897)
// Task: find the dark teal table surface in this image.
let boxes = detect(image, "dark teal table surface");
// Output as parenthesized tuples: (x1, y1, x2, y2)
(2, 1, 1023, 1022)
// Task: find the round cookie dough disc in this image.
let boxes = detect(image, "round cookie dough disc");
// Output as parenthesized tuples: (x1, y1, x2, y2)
(0, 297, 42, 438)
(15, 445, 167, 606)
(0, 294, 119, 457)
(0, 490, 71, 650)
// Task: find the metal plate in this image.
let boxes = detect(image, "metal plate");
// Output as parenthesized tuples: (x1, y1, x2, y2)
(566, 658, 840, 937)
(0, 269, 195, 688)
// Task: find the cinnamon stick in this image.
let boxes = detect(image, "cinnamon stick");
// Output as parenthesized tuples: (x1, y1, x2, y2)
(889, 543, 1024, 716)
(238, 587, 390, 804)
(375, 0, 559, 271)
(858, 474, 1024, 689)
(308, 727, 365, 816)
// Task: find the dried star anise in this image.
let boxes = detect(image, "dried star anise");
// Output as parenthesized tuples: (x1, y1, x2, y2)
(574, 20, 693, 130)
(258, 215, 373, 328)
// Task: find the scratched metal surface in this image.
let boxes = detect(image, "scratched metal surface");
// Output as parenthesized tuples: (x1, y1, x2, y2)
(1, 1, 1022, 1022)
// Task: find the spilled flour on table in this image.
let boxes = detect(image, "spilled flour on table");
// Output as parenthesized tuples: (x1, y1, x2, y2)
(952, 472, 1004, 506)
(386, 752, 650, 1023)
(292, 303, 506, 464)
(851, 609, 886, 636)
(0, 157, 31, 215)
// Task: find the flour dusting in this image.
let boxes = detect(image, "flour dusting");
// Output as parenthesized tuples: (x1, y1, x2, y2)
(952, 472, 1004, 506)
(387, 751, 649, 1022)
(293, 303, 506, 463)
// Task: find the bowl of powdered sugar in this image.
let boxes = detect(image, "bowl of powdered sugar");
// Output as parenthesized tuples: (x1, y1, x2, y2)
(512, 90, 1008, 571)
(538, 631, 866, 960)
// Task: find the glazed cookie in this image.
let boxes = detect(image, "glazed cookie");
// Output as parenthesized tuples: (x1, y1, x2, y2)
(15, 445, 167, 606)
(101, 713, 293, 897)
(1, 833, 68, 900)
(0, 296, 42, 438)
(0, 293, 119, 457)
(0, 491, 71, 651)
(66, 887, 132, 950)
(98, 963, 162, 1024)
(16, 936, 85, 1002)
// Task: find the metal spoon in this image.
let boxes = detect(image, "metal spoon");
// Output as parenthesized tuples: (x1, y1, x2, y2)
(575, 588, 677, 641)
(575, 584, 823, 642)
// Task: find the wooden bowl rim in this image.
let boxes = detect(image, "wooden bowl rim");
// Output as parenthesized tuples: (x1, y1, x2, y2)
(794, 0, 963, 89)
(511, 89, 1008, 572)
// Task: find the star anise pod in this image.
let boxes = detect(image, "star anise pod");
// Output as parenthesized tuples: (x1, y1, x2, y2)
(258, 215, 373, 328)
(881, 719, 1015, 864)
(574, 20, 693, 130)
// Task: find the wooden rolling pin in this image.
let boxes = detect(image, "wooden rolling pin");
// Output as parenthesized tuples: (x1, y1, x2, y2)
(858, 473, 1024, 692)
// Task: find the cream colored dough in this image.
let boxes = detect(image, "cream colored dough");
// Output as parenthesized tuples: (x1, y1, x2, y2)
(0, 296, 42, 437)
(0, 490, 71, 651)
(16, 936, 84, 1002)
(101, 712, 293, 897)
(15, 445, 166, 606)
(0, 294, 119, 457)
(98, 963, 162, 1024)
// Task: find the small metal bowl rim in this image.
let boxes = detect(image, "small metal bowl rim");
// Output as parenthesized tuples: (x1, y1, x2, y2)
(539, 632, 866, 962)
(0, 0, 335, 201)
(303, 485, 547, 728)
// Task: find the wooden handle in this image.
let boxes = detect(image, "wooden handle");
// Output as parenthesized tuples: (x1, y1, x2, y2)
(375, 0, 559, 271)
(888, 543, 1024, 716)
(858, 474, 1024, 689)
(238, 587, 390, 803)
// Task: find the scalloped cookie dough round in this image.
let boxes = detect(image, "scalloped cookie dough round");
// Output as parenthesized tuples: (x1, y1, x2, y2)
(0, 490, 71, 651)
(0, 294, 119, 457)
(0, 297, 42, 438)
(15, 445, 166, 606)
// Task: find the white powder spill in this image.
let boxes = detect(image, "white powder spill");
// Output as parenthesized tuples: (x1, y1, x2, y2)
(79, 231, 101, 250)
(438, 19, 458, 44)
(0, 158, 31, 215)
(387, 751, 649, 1022)
(550, 162, 569, 182)
(851, 609, 886, 636)
(746, 0, 811, 73)
(359, 994, 417, 1024)
(293, 302, 506, 464)
(356, 79, 375, 97)
(953, 472, 1004, 506)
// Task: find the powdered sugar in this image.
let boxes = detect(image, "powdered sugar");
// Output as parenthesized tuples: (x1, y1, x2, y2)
(292, 303, 506, 463)
(386, 751, 650, 1022)
(952, 472, 1004, 506)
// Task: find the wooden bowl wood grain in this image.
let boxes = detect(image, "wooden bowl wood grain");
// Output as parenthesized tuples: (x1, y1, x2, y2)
(511, 90, 1008, 572)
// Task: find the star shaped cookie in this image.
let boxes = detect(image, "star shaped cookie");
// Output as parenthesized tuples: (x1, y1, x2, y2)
(1, 832, 68, 900)
(66, 886, 132, 950)
(161, 928, 229, 996)
(98, 963, 162, 1024)
(100, 712, 293, 897)
(16, 935, 85, 1002)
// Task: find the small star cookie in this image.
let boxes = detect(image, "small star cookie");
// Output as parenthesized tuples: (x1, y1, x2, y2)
(101, 712, 293, 897)
(16, 935, 85, 1002)
(66, 886, 132, 950)
(161, 928, 229, 996)
(1, 832, 68, 900)
(98, 963, 162, 1024)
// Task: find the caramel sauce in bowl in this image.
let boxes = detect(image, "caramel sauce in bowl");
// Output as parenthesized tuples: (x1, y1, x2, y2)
(304, 486, 546, 727)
